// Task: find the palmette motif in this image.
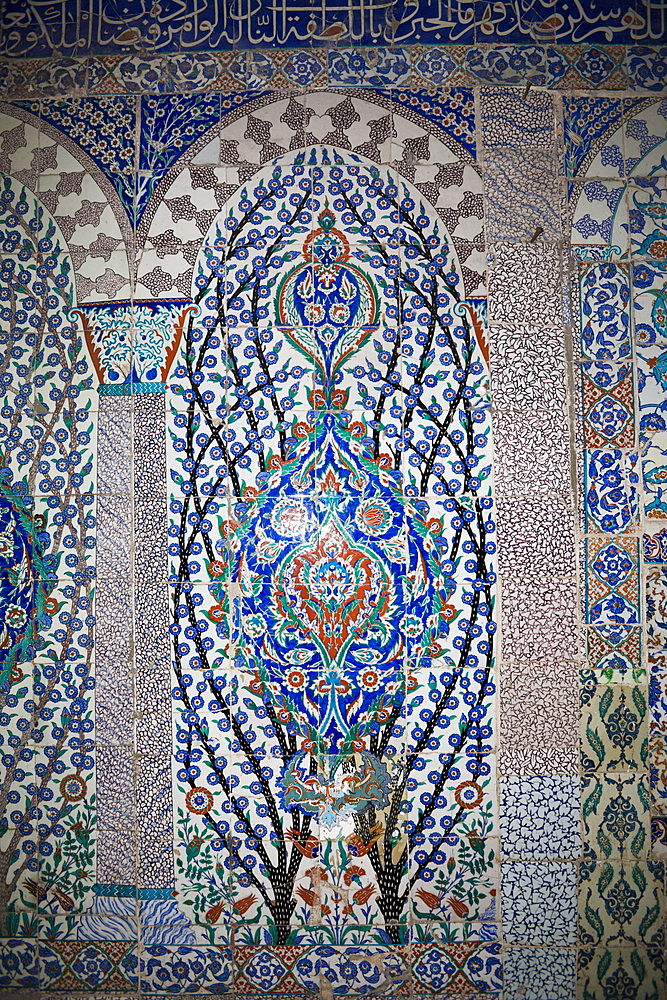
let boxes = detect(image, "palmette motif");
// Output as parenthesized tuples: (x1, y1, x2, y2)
(168, 150, 497, 946)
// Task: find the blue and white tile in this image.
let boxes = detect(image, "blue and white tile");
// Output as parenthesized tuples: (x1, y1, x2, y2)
(500, 777, 582, 861)
(571, 180, 628, 253)
(503, 946, 575, 1000)
(626, 47, 667, 92)
(501, 861, 577, 945)
(328, 48, 410, 88)
(625, 100, 667, 176)
(466, 45, 547, 86)
(585, 448, 639, 534)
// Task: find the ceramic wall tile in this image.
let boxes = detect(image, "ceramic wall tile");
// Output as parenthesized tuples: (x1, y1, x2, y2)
(500, 662, 579, 775)
(500, 777, 582, 861)
(582, 772, 651, 864)
(581, 681, 649, 773)
(493, 411, 571, 498)
(482, 147, 561, 243)
(577, 945, 665, 1000)
(489, 323, 567, 410)
(488, 242, 563, 326)
(625, 47, 667, 91)
(503, 946, 575, 1000)
(480, 89, 555, 149)
(495, 498, 576, 577)
(0, 9, 663, 998)
(580, 360, 635, 449)
(578, 859, 665, 951)
(501, 861, 577, 945)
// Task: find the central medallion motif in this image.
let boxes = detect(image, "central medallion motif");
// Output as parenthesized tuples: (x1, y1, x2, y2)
(275, 514, 393, 667)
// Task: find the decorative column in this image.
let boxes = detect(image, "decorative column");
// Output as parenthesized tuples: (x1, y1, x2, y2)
(79, 299, 192, 891)
(480, 88, 582, 996)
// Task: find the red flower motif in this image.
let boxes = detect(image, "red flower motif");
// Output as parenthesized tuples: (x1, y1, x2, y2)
(185, 786, 214, 815)
(454, 780, 483, 810)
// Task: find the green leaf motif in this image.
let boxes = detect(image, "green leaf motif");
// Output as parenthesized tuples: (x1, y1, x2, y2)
(631, 864, 647, 894)
(584, 779, 603, 817)
(597, 948, 612, 981)
(630, 946, 646, 982)
(596, 827, 612, 859)
(585, 726, 606, 765)
(584, 898, 605, 939)
(631, 686, 646, 717)
(638, 900, 661, 939)
(599, 686, 613, 718)
(598, 862, 614, 894)
(631, 824, 646, 859)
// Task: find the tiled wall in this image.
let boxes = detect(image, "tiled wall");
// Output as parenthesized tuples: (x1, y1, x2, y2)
(0, 10, 665, 1000)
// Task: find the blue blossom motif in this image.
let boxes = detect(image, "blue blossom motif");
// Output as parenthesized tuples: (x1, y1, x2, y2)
(329, 48, 409, 87)
(627, 46, 667, 91)
(587, 397, 630, 440)
(244, 950, 288, 990)
(414, 948, 457, 990)
(71, 946, 112, 987)
(0, 939, 41, 989)
(414, 48, 456, 84)
(634, 262, 658, 288)
(466, 45, 545, 85)
(589, 594, 638, 625)
(575, 46, 615, 85)
(591, 543, 633, 587)
(284, 52, 322, 87)
(582, 263, 630, 361)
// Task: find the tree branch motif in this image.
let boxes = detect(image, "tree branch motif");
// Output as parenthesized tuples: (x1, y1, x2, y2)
(169, 151, 495, 945)
(0, 174, 96, 936)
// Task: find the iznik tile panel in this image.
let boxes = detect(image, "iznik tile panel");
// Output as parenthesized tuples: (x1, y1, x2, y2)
(0, 2, 664, 998)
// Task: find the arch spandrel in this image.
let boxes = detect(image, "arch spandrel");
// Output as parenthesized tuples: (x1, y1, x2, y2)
(137, 91, 485, 301)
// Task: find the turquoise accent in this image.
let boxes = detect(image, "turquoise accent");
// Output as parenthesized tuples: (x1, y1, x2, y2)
(98, 382, 166, 396)
(93, 884, 174, 899)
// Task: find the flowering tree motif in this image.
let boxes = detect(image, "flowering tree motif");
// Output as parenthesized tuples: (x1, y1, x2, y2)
(169, 149, 496, 946)
(0, 174, 96, 933)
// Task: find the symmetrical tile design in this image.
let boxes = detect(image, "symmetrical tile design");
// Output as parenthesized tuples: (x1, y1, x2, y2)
(0, 12, 664, 1000)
